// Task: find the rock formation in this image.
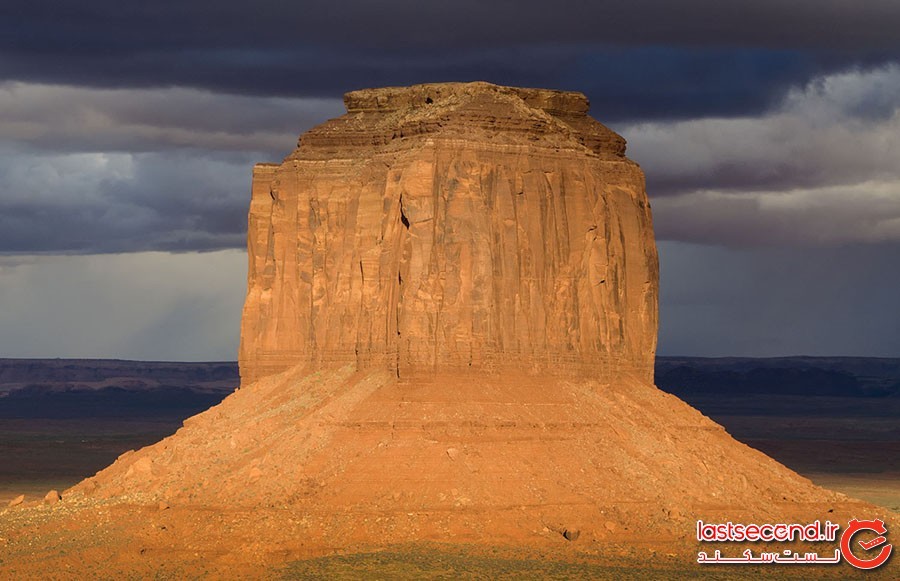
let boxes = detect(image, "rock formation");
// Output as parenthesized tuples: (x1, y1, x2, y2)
(3, 83, 891, 578)
(240, 82, 657, 384)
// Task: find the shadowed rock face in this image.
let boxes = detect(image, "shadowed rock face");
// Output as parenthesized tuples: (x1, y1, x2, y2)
(240, 82, 658, 384)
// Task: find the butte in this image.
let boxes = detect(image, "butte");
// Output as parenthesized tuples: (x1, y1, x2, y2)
(1, 83, 891, 577)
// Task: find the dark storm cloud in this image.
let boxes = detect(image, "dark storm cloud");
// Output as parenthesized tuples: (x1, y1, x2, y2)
(0, 83, 344, 154)
(616, 65, 900, 248)
(0, 2, 898, 252)
(625, 65, 900, 195)
(0, 148, 255, 253)
(0, 86, 345, 254)
(4, 1, 900, 52)
(651, 184, 900, 247)
(3, 62, 900, 254)
(1, 2, 899, 122)
(3, 45, 897, 123)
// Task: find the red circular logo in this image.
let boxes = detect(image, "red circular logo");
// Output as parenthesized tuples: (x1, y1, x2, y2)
(840, 518, 892, 570)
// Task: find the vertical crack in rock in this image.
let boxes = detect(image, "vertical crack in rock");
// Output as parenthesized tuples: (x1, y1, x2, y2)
(396, 194, 411, 378)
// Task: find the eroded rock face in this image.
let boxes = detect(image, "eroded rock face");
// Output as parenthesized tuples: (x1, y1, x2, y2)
(240, 82, 658, 384)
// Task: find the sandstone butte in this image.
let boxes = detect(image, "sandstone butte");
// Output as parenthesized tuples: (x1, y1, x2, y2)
(0, 82, 895, 578)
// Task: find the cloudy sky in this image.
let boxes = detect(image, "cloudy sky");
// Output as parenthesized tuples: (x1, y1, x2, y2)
(1, 1, 899, 360)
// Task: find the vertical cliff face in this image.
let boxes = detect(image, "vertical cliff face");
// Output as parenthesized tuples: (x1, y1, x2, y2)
(240, 82, 658, 384)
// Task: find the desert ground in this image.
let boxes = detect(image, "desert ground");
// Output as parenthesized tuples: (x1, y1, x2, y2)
(3, 357, 896, 511)
(0, 358, 896, 578)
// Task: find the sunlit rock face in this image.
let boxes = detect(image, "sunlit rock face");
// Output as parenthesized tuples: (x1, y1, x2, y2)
(239, 82, 658, 384)
(51, 85, 863, 575)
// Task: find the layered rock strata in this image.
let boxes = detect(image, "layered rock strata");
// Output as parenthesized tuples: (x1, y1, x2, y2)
(240, 82, 658, 384)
